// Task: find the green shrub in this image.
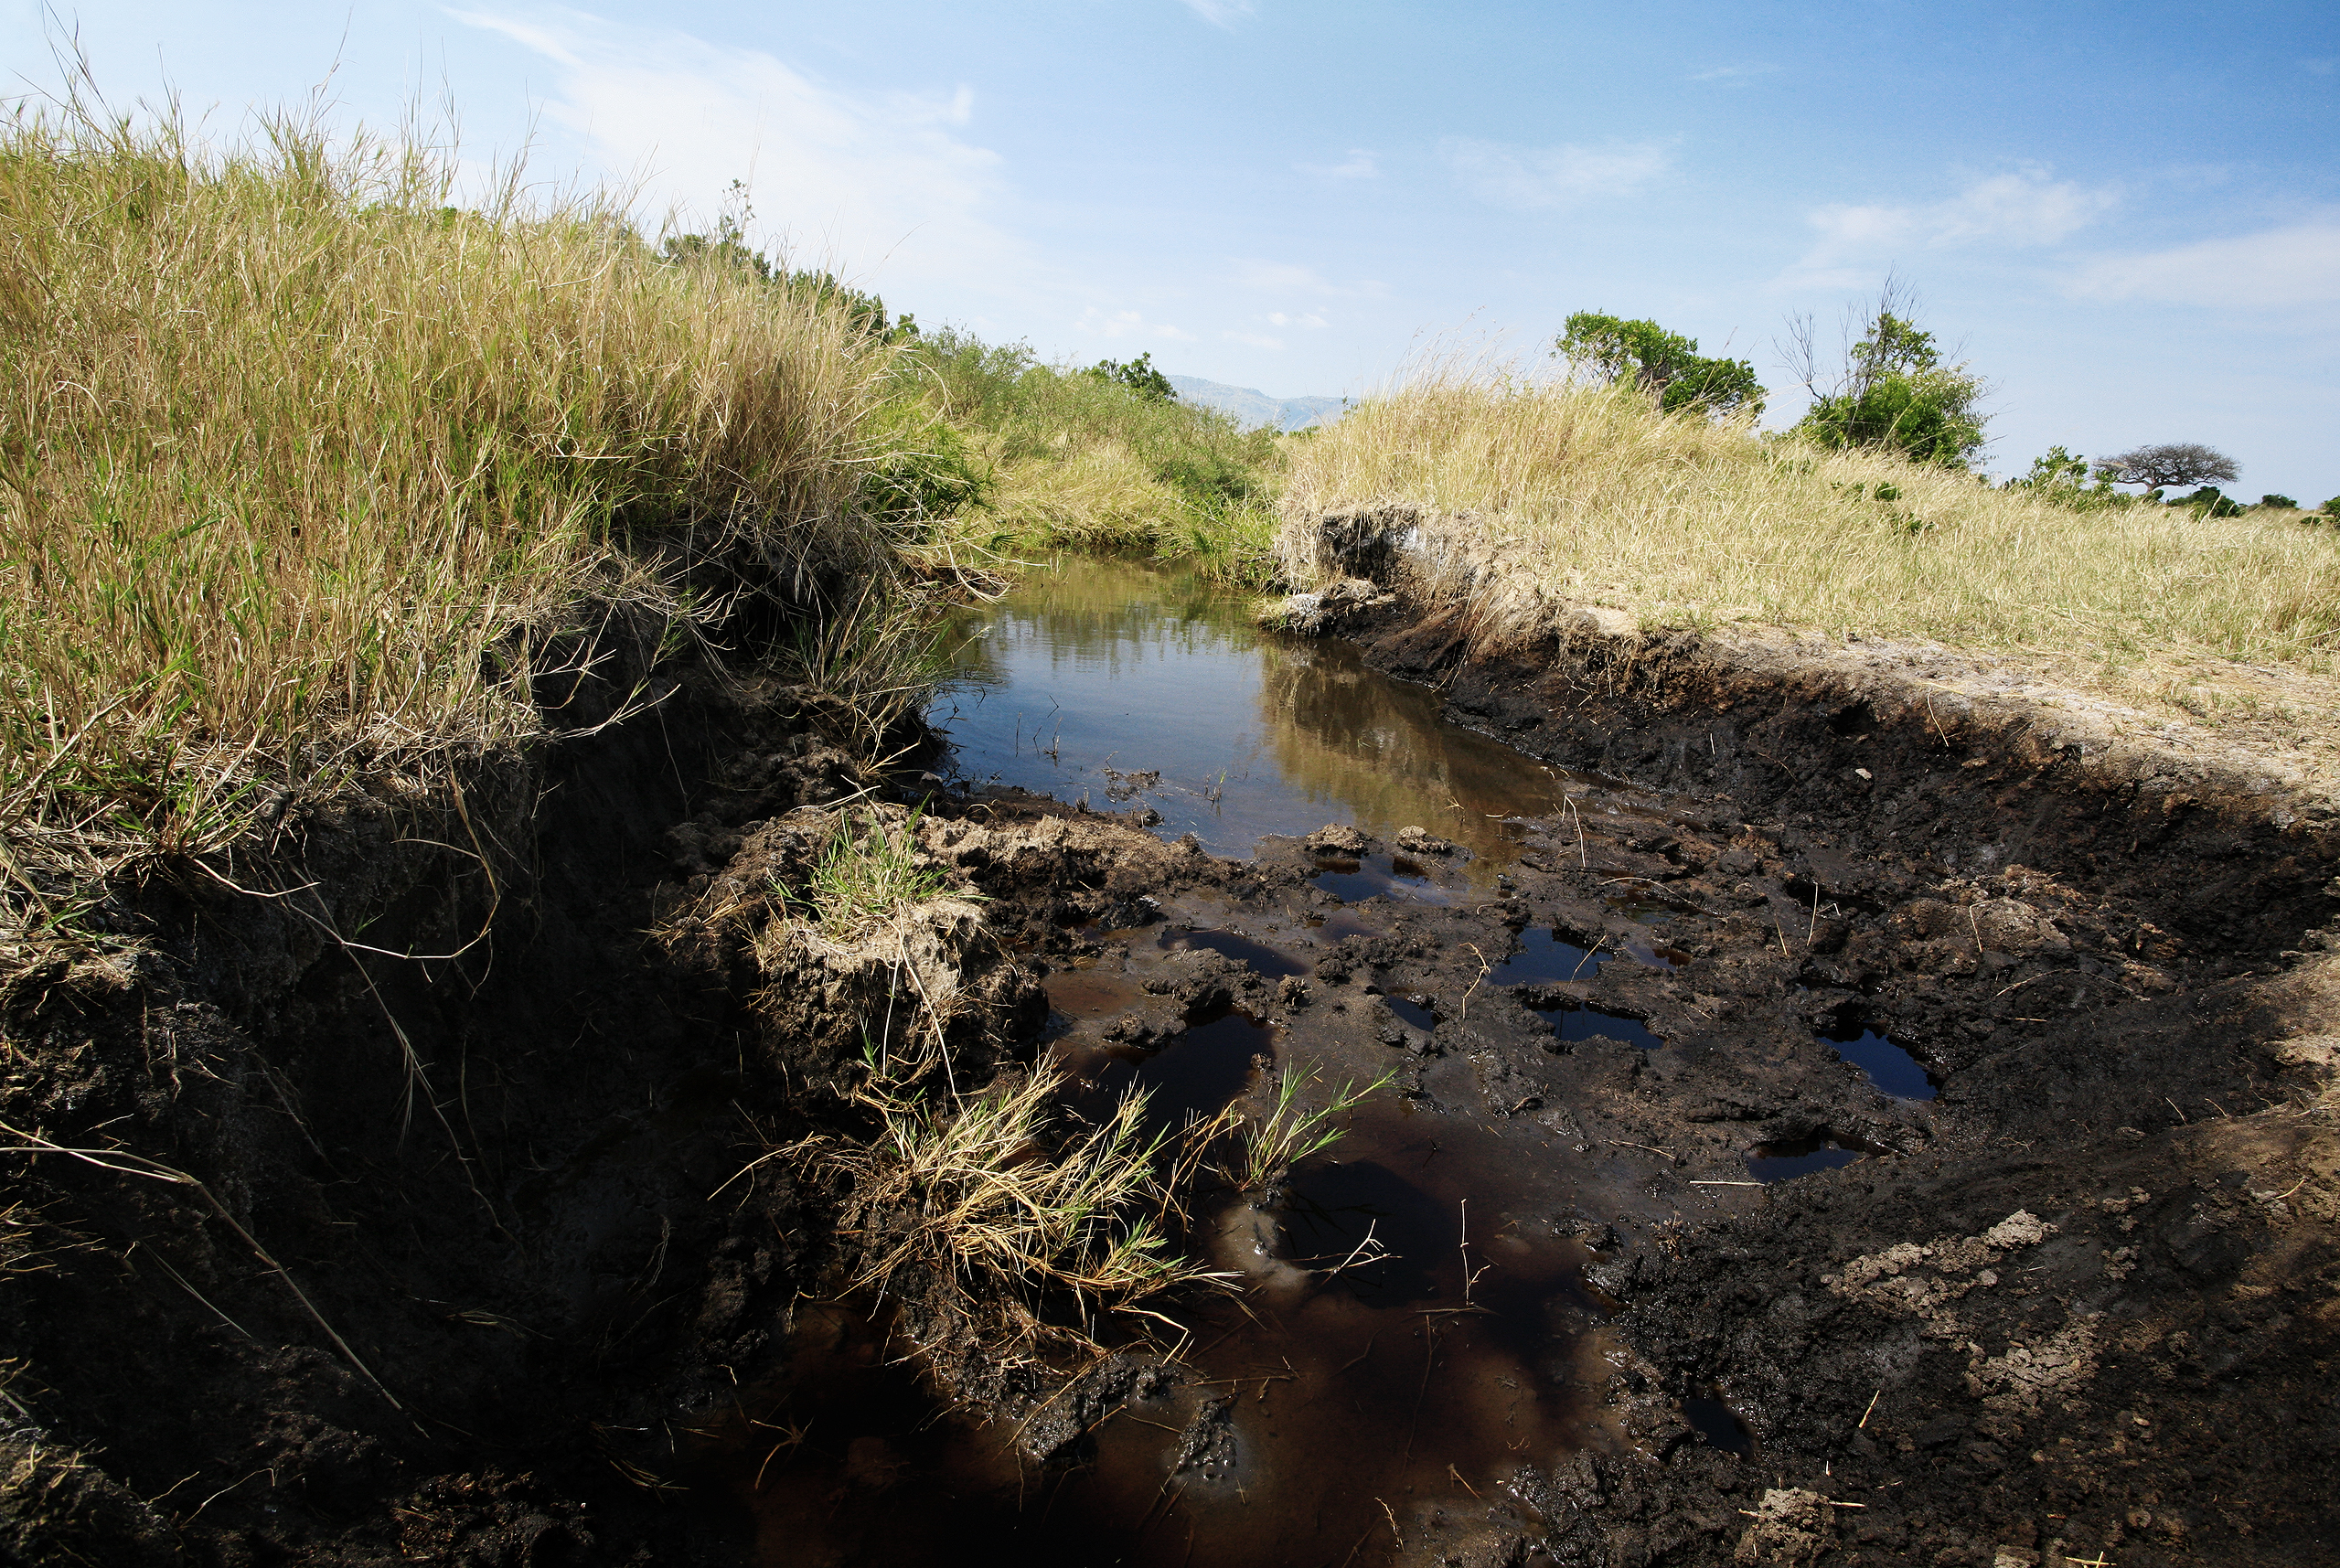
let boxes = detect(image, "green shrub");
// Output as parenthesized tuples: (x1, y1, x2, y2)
(2003, 446, 2135, 512)
(1085, 350, 1177, 403)
(1555, 311, 1764, 418)
(2176, 485, 2245, 518)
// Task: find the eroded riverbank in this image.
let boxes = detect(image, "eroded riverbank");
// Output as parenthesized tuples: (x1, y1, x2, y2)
(700, 558, 2340, 1566)
(4, 551, 2335, 1568)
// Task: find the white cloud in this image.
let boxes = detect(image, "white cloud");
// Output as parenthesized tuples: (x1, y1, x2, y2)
(1689, 62, 1779, 81)
(1074, 306, 1196, 342)
(1230, 260, 1387, 298)
(1298, 148, 1377, 179)
(1796, 167, 2119, 269)
(1266, 311, 1328, 328)
(1222, 330, 1285, 348)
(1441, 137, 1672, 210)
(451, 8, 1015, 287)
(1180, 0, 1255, 27)
(2070, 223, 2340, 308)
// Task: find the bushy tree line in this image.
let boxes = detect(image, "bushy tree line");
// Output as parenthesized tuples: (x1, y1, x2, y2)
(1556, 279, 1988, 470)
(1557, 280, 2328, 518)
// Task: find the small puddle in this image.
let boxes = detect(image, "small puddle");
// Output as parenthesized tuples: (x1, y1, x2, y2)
(1492, 927, 1610, 986)
(1683, 1394, 1755, 1456)
(1747, 1135, 1871, 1181)
(1539, 1001, 1664, 1051)
(932, 557, 1566, 873)
(1311, 852, 1456, 904)
(1081, 1008, 1278, 1137)
(1822, 1024, 1937, 1101)
(1159, 925, 1310, 977)
(1383, 993, 1437, 1031)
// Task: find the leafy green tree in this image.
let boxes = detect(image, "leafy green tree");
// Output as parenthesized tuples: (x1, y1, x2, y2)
(1085, 350, 1177, 402)
(2009, 444, 2091, 493)
(2002, 446, 2134, 512)
(1555, 311, 1764, 418)
(2258, 494, 2300, 510)
(2322, 496, 2340, 521)
(2175, 485, 2245, 518)
(1783, 284, 1987, 468)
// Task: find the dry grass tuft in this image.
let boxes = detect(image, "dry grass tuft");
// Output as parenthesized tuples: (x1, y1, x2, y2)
(0, 94, 909, 977)
(794, 1061, 1212, 1337)
(1279, 368, 2340, 687)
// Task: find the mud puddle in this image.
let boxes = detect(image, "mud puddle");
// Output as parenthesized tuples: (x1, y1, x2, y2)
(718, 559, 2209, 1565)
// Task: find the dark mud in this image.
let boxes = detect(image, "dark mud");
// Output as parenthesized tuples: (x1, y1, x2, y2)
(5, 547, 2339, 1568)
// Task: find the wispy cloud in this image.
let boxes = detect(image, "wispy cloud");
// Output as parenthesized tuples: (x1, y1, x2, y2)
(1688, 62, 1779, 81)
(1230, 260, 1387, 298)
(1298, 148, 1378, 179)
(452, 8, 1012, 285)
(1074, 306, 1196, 342)
(1266, 311, 1328, 328)
(1441, 137, 1672, 211)
(1222, 329, 1285, 348)
(1794, 167, 2119, 271)
(2070, 223, 2340, 308)
(1179, 0, 1255, 28)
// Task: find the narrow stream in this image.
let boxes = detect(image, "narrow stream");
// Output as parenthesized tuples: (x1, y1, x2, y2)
(928, 556, 1567, 873)
(726, 560, 1747, 1563)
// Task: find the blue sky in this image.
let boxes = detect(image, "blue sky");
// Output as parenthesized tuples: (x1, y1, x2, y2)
(8, 2, 2337, 499)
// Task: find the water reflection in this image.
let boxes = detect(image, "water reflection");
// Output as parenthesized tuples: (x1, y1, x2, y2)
(933, 558, 1564, 871)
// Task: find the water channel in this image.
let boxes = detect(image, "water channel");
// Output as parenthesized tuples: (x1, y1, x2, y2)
(731, 560, 1907, 1563)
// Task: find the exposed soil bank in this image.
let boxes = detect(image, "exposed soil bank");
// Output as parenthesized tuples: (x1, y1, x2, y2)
(5, 532, 2337, 1568)
(0, 640, 945, 1565)
(1245, 507, 2340, 1564)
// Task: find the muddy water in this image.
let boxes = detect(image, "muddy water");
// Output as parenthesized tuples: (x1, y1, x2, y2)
(931, 557, 1565, 873)
(731, 562, 1693, 1564)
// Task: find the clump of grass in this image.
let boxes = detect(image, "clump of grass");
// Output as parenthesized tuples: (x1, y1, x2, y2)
(778, 582, 953, 764)
(0, 92, 915, 978)
(1231, 1067, 1390, 1193)
(1279, 365, 2340, 695)
(796, 1061, 1209, 1335)
(781, 811, 952, 937)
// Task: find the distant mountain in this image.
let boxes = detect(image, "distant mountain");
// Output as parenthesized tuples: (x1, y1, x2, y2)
(1165, 374, 1349, 432)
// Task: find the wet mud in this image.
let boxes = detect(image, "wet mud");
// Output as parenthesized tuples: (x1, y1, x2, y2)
(5, 555, 2338, 1567)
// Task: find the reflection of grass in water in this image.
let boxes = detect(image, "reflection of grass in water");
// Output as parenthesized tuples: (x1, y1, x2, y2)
(1250, 640, 1558, 851)
(939, 557, 1263, 694)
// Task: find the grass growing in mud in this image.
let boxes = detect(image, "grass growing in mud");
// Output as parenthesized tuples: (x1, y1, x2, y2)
(895, 329, 1286, 582)
(781, 812, 953, 936)
(1279, 369, 2340, 691)
(798, 1062, 1209, 1337)
(0, 99, 936, 976)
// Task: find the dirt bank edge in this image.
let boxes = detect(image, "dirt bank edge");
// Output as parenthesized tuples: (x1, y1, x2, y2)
(1266, 505, 2340, 1567)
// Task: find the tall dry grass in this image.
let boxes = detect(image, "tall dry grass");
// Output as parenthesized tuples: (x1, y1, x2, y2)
(0, 99, 903, 962)
(1278, 371, 2340, 685)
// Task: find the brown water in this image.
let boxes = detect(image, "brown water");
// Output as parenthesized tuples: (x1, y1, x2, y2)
(931, 557, 1567, 873)
(721, 562, 1693, 1564)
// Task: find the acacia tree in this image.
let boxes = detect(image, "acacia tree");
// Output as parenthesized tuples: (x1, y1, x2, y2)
(1555, 312, 1764, 418)
(2092, 443, 2239, 493)
(1779, 277, 1988, 468)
